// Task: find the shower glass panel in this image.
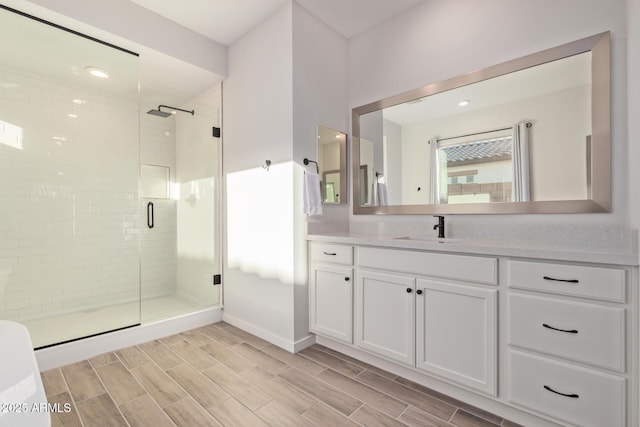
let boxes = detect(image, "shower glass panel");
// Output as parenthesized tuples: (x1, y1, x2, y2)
(0, 6, 141, 348)
(140, 87, 222, 322)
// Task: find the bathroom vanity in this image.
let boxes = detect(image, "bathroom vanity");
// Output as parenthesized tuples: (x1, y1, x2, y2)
(307, 233, 638, 427)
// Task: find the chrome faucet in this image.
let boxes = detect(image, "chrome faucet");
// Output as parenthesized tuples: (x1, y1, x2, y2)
(433, 215, 445, 239)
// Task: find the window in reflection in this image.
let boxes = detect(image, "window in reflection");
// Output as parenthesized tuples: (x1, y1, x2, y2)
(439, 136, 513, 204)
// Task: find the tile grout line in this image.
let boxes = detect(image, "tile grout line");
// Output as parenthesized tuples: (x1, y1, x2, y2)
(298, 350, 455, 424)
(308, 345, 498, 425)
(131, 343, 219, 424)
(55, 367, 87, 427)
(84, 359, 133, 427)
(449, 407, 459, 423)
(139, 330, 283, 426)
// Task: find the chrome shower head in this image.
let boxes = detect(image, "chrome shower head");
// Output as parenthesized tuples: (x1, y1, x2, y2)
(146, 104, 194, 118)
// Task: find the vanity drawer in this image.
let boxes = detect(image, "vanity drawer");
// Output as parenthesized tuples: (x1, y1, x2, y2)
(509, 294, 625, 371)
(507, 260, 625, 302)
(508, 350, 625, 427)
(310, 243, 353, 265)
(358, 247, 497, 284)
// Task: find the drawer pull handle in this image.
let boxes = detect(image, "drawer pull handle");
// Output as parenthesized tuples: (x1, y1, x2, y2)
(323, 252, 337, 256)
(543, 385, 579, 399)
(543, 275, 579, 283)
(406, 288, 413, 293)
(344, 277, 350, 282)
(542, 323, 578, 334)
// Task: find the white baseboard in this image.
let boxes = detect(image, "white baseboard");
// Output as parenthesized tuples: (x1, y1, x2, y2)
(36, 307, 222, 371)
(293, 333, 316, 352)
(222, 313, 315, 353)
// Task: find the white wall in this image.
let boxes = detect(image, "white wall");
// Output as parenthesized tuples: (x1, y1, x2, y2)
(383, 119, 403, 205)
(223, 3, 297, 347)
(348, 0, 628, 232)
(293, 3, 350, 236)
(223, 1, 349, 349)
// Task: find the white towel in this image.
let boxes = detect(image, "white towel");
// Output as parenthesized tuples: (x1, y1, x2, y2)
(377, 182, 388, 206)
(303, 172, 323, 216)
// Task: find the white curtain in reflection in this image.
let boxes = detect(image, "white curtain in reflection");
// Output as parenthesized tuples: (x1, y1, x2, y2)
(512, 122, 531, 202)
(428, 138, 439, 204)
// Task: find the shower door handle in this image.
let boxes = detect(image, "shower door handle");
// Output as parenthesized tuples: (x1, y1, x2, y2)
(147, 202, 154, 229)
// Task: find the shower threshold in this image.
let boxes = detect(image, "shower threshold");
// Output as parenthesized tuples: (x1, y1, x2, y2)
(22, 295, 211, 349)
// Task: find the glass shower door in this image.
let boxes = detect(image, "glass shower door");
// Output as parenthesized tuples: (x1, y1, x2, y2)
(0, 6, 141, 348)
(140, 87, 222, 322)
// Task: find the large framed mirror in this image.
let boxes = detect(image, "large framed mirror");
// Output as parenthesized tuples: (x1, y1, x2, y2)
(352, 32, 610, 214)
(317, 125, 348, 204)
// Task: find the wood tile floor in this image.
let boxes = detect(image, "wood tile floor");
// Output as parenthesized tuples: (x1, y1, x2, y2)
(41, 322, 523, 427)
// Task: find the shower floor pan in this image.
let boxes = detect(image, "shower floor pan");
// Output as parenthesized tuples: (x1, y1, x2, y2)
(23, 295, 208, 348)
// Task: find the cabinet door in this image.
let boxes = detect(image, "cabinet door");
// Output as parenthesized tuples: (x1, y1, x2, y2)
(309, 263, 353, 343)
(355, 270, 415, 365)
(416, 279, 497, 395)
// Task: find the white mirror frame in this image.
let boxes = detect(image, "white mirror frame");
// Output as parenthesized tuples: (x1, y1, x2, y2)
(352, 32, 610, 215)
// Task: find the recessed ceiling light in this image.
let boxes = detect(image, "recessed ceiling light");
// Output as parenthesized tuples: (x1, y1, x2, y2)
(72, 98, 86, 105)
(67, 113, 78, 118)
(458, 100, 470, 107)
(85, 66, 109, 79)
(52, 136, 67, 142)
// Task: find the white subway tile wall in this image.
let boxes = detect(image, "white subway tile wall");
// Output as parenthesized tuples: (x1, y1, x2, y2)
(140, 108, 178, 301)
(141, 199, 177, 298)
(0, 65, 140, 330)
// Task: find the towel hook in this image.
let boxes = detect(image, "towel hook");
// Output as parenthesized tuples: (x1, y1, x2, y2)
(262, 160, 271, 171)
(303, 158, 319, 174)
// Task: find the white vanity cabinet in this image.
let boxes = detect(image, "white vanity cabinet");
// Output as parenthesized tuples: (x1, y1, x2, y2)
(506, 260, 629, 427)
(416, 279, 497, 395)
(354, 246, 498, 395)
(307, 235, 637, 427)
(354, 270, 416, 365)
(309, 243, 354, 343)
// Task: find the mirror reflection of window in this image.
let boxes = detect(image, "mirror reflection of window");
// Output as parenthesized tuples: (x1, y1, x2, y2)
(438, 135, 513, 204)
(353, 31, 610, 214)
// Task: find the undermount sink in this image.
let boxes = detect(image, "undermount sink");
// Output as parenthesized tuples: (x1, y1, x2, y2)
(393, 236, 462, 243)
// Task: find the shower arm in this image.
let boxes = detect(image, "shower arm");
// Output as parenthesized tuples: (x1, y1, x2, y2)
(157, 105, 194, 115)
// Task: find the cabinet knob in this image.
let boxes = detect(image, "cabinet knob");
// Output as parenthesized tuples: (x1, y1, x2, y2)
(344, 277, 350, 282)
(406, 288, 412, 293)
(416, 289, 423, 295)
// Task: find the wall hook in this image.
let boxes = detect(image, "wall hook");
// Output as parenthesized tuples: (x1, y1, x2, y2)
(262, 160, 271, 171)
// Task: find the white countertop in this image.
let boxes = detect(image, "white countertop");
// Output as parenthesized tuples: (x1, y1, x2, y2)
(307, 232, 639, 266)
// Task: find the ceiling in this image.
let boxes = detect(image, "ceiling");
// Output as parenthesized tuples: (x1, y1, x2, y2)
(128, 0, 427, 104)
(129, 0, 426, 45)
(1, 0, 426, 108)
(383, 52, 591, 126)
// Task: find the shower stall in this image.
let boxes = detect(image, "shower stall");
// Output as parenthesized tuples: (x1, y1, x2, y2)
(0, 5, 222, 349)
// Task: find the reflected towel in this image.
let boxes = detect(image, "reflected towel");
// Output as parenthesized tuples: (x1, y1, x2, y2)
(304, 172, 323, 216)
(377, 182, 388, 206)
